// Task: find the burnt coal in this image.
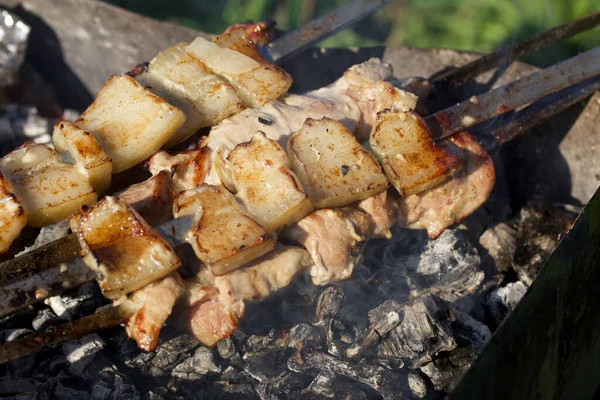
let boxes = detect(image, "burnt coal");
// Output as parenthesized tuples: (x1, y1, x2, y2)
(171, 346, 220, 380)
(45, 282, 106, 322)
(32, 308, 60, 331)
(512, 201, 578, 285)
(305, 373, 371, 399)
(406, 229, 484, 302)
(254, 371, 312, 400)
(487, 281, 528, 325)
(315, 285, 346, 323)
(288, 350, 410, 399)
(244, 347, 291, 382)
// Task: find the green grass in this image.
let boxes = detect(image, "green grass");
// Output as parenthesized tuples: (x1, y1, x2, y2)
(103, 0, 599, 67)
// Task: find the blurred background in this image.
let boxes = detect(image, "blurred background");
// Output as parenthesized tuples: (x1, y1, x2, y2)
(107, 0, 598, 68)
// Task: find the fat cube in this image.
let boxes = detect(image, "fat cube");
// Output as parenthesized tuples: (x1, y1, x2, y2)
(71, 196, 181, 300)
(0, 172, 27, 253)
(136, 42, 242, 148)
(53, 120, 112, 192)
(76, 75, 186, 173)
(287, 117, 388, 208)
(226, 132, 313, 231)
(370, 110, 462, 196)
(0, 142, 61, 176)
(173, 184, 275, 275)
(186, 37, 292, 108)
(0, 143, 97, 227)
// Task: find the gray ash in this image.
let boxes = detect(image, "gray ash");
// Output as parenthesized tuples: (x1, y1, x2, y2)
(0, 201, 576, 399)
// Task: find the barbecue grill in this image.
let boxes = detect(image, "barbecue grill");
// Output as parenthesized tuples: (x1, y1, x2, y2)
(0, 1, 598, 399)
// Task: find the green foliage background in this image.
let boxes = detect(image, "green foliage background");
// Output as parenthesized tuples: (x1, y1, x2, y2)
(104, 0, 598, 67)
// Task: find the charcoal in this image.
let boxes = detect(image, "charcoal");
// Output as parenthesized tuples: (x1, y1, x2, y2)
(45, 282, 105, 321)
(419, 310, 488, 393)
(407, 229, 484, 302)
(196, 383, 259, 400)
(349, 295, 456, 368)
(53, 385, 90, 400)
(221, 366, 241, 382)
(263, 329, 286, 348)
(512, 202, 578, 285)
(315, 285, 346, 323)
(254, 371, 312, 400)
(246, 334, 268, 353)
(0, 377, 39, 395)
(451, 311, 490, 353)
(286, 323, 325, 350)
(171, 346, 220, 380)
(244, 347, 292, 382)
(479, 222, 517, 272)
(140, 334, 199, 377)
(305, 373, 370, 400)
(228, 352, 246, 371)
(407, 373, 427, 398)
(143, 387, 185, 400)
(0, 329, 36, 377)
(91, 372, 141, 400)
(346, 300, 403, 358)
(217, 337, 237, 359)
(62, 333, 105, 366)
(420, 345, 478, 393)
(90, 384, 113, 400)
(288, 351, 410, 399)
(487, 281, 528, 325)
(31, 308, 61, 331)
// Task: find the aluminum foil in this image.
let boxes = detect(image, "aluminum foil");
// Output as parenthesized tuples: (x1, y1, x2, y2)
(0, 9, 30, 87)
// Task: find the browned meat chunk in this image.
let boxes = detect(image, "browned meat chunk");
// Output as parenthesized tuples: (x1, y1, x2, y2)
(126, 272, 185, 352)
(116, 170, 175, 226)
(397, 131, 495, 238)
(283, 208, 372, 285)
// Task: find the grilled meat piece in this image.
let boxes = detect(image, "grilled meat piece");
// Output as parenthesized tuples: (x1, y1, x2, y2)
(76, 75, 187, 173)
(116, 170, 175, 226)
(202, 58, 417, 155)
(136, 42, 243, 148)
(53, 120, 113, 192)
(148, 147, 213, 192)
(370, 110, 462, 196)
(355, 190, 398, 239)
(0, 172, 27, 253)
(288, 117, 389, 209)
(224, 132, 313, 231)
(397, 131, 495, 238)
(126, 272, 185, 352)
(283, 207, 373, 285)
(214, 244, 313, 304)
(185, 297, 245, 347)
(71, 196, 181, 300)
(186, 37, 292, 109)
(173, 184, 275, 275)
(0, 143, 97, 227)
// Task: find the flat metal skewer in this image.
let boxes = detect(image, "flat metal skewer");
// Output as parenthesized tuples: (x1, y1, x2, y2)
(260, 0, 394, 64)
(425, 46, 600, 141)
(431, 11, 600, 92)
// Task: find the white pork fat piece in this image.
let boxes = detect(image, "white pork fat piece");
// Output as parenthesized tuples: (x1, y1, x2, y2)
(71, 196, 181, 300)
(201, 59, 417, 179)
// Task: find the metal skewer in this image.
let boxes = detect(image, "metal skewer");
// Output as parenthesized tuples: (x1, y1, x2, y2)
(431, 11, 600, 92)
(425, 46, 600, 141)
